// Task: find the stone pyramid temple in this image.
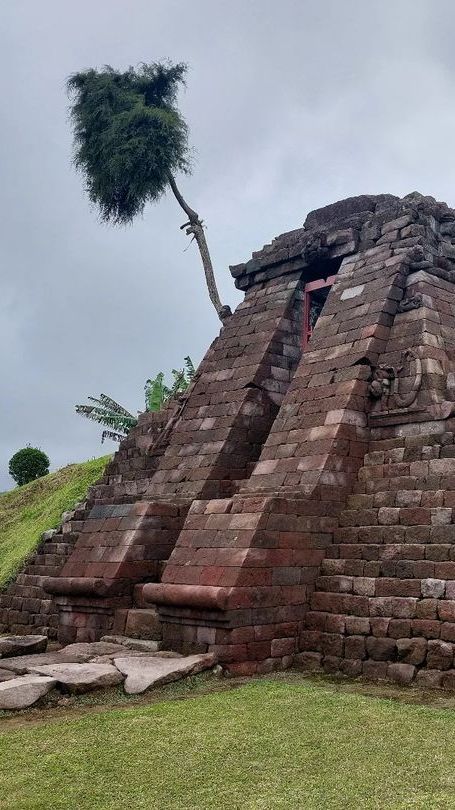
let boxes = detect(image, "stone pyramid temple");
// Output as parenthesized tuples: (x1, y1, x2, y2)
(5, 190, 455, 686)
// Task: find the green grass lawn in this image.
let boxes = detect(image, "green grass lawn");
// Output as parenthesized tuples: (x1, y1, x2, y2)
(1, 676, 455, 809)
(0, 456, 109, 589)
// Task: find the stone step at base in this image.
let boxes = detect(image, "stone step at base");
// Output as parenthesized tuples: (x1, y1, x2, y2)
(346, 490, 455, 509)
(321, 555, 455, 578)
(354, 475, 455, 495)
(327, 554, 455, 580)
(368, 432, 455, 454)
(314, 573, 455, 599)
(339, 508, 455, 529)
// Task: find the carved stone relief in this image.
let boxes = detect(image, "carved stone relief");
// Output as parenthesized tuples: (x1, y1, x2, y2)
(397, 293, 423, 313)
(368, 350, 422, 411)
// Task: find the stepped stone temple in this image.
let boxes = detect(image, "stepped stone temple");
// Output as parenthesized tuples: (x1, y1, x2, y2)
(6, 190, 455, 686)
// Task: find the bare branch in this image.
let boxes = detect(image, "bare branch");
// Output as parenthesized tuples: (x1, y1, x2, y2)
(168, 174, 232, 323)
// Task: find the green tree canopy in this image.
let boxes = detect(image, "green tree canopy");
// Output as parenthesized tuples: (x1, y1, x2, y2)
(9, 447, 50, 486)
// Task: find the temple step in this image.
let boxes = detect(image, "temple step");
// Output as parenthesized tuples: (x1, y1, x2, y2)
(112, 607, 162, 641)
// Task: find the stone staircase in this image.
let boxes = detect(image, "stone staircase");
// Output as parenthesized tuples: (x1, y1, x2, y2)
(300, 427, 455, 688)
(0, 503, 88, 639)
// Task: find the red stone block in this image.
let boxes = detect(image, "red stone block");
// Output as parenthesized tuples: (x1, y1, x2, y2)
(322, 655, 341, 674)
(321, 633, 344, 656)
(271, 638, 296, 657)
(294, 652, 322, 671)
(396, 637, 427, 665)
(247, 640, 272, 660)
(340, 659, 363, 677)
(227, 661, 259, 676)
(387, 662, 416, 684)
(441, 670, 455, 690)
(415, 669, 443, 688)
(345, 635, 366, 659)
(346, 616, 370, 635)
(412, 620, 441, 639)
(362, 660, 388, 680)
(325, 614, 346, 634)
(370, 617, 391, 636)
(300, 630, 322, 652)
(438, 601, 455, 622)
(366, 636, 397, 661)
(388, 619, 411, 638)
(441, 623, 455, 642)
(427, 639, 453, 670)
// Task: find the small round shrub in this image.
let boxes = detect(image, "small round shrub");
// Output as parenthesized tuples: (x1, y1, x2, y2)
(8, 446, 50, 486)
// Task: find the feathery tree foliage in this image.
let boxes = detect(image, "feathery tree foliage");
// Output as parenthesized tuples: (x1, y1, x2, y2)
(76, 357, 195, 443)
(67, 62, 231, 321)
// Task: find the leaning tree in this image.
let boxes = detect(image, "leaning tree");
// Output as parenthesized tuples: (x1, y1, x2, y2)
(67, 62, 231, 321)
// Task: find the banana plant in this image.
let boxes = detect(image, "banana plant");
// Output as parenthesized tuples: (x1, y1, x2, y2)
(76, 357, 196, 442)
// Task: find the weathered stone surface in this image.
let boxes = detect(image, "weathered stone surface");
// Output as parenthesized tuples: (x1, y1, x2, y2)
(387, 663, 416, 685)
(29, 663, 124, 693)
(100, 636, 162, 654)
(0, 675, 56, 710)
(0, 651, 91, 675)
(61, 642, 128, 659)
(396, 638, 427, 666)
(125, 609, 162, 640)
(114, 653, 216, 695)
(294, 652, 322, 671)
(0, 635, 47, 657)
(0, 668, 18, 682)
(416, 669, 443, 689)
(7, 190, 455, 687)
(90, 651, 149, 664)
(426, 640, 453, 671)
(421, 579, 446, 599)
(91, 650, 182, 665)
(366, 637, 396, 661)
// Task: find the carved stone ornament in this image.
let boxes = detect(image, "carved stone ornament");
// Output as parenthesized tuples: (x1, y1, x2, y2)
(397, 293, 423, 313)
(368, 350, 422, 410)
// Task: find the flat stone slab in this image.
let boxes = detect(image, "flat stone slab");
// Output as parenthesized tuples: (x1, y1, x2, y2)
(61, 642, 129, 659)
(0, 651, 92, 675)
(114, 653, 216, 695)
(91, 651, 151, 664)
(29, 663, 124, 694)
(0, 668, 18, 682)
(91, 650, 181, 665)
(0, 635, 47, 657)
(101, 636, 162, 653)
(0, 675, 56, 710)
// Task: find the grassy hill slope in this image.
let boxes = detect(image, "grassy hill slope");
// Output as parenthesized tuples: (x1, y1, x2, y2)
(0, 456, 109, 589)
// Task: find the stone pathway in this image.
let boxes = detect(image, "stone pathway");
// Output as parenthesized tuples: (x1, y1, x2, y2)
(0, 635, 217, 710)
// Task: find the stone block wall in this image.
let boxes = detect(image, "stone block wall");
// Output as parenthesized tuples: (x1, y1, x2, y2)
(0, 407, 179, 638)
(0, 502, 87, 639)
(41, 268, 306, 643)
(145, 192, 455, 677)
(10, 188, 455, 690)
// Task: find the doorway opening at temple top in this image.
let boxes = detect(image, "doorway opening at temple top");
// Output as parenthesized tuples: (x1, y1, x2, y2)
(302, 256, 342, 348)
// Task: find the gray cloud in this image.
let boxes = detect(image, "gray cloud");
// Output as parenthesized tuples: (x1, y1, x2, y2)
(1, 0, 454, 489)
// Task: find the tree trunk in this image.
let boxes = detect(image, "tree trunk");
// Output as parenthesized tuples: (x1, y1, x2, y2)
(167, 173, 231, 322)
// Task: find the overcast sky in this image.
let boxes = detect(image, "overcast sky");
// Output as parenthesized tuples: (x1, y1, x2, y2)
(2, 0, 455, 490)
